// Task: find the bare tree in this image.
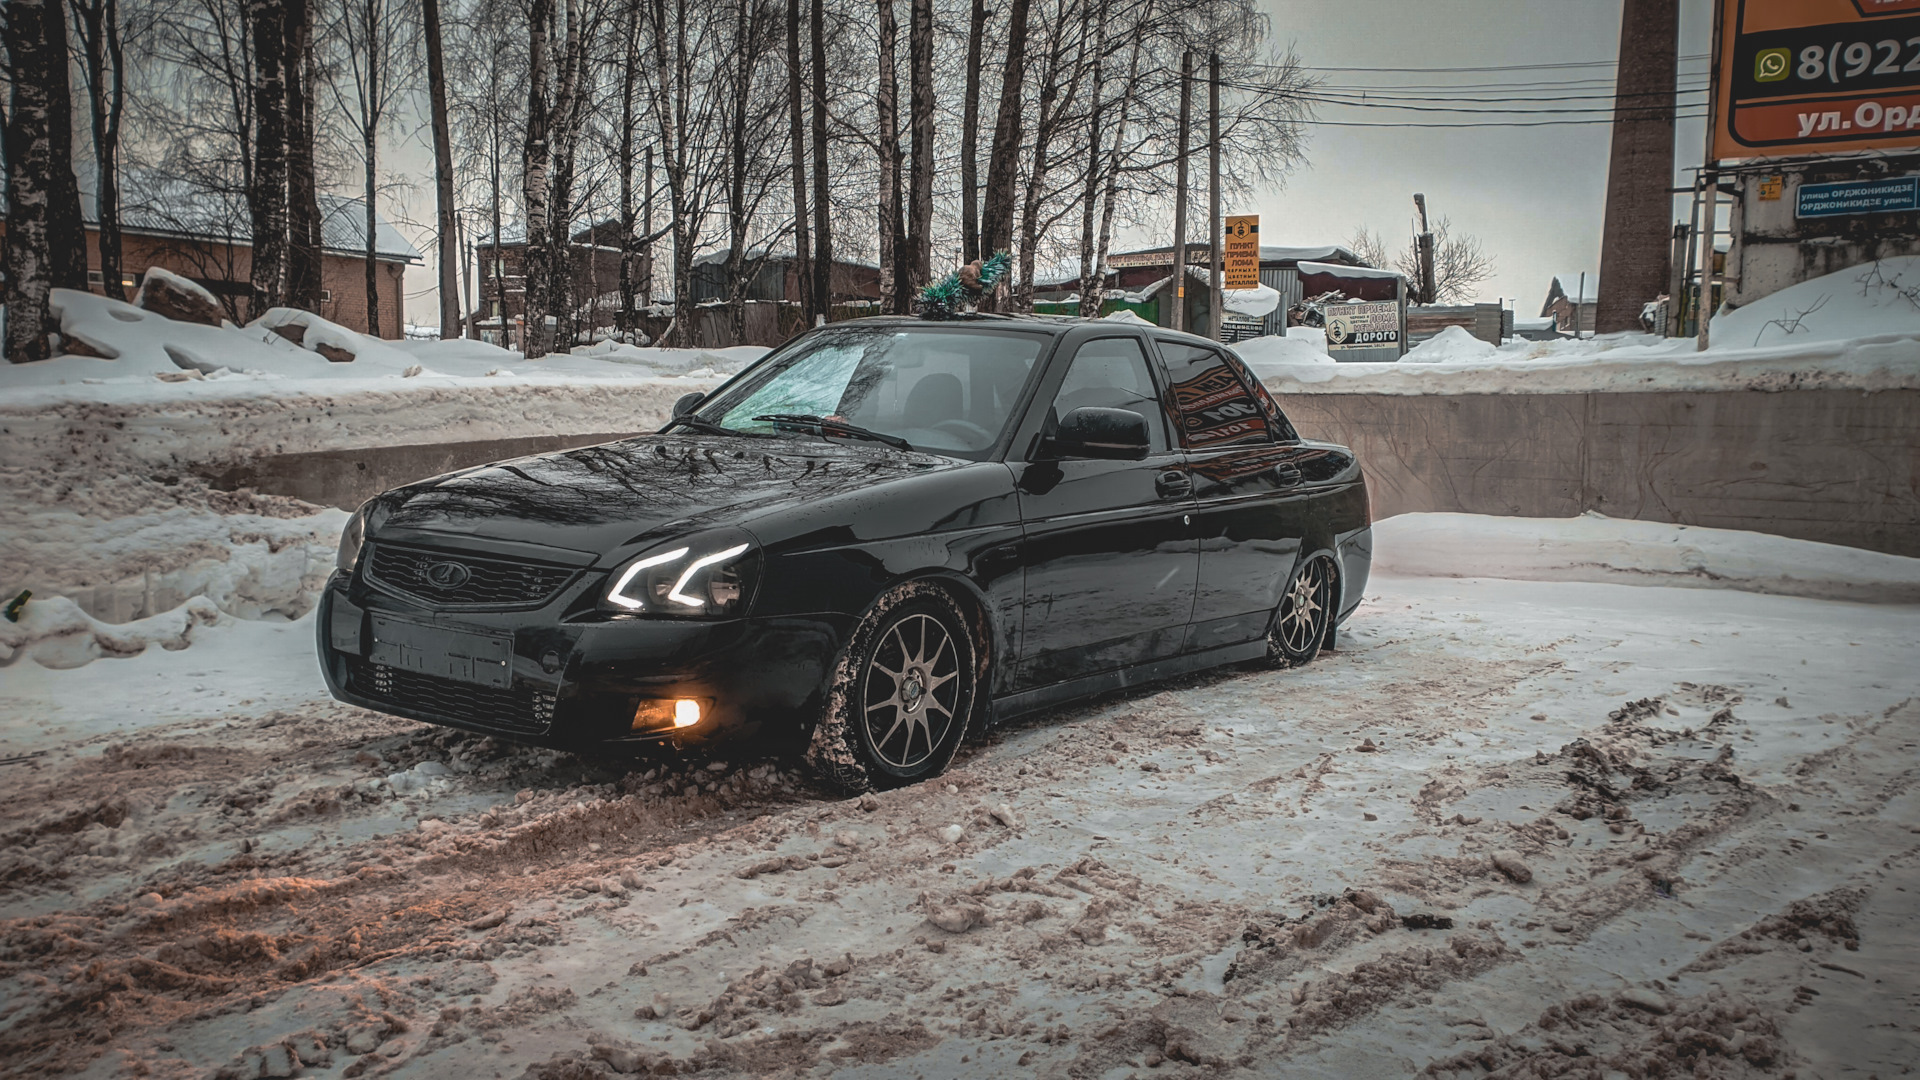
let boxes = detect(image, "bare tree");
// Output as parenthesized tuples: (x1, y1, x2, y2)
(806, 0, 829, 314)
(423, 0, 460, 337)
(903, 0, 930, 293)
(977, 0, 1030, 263)
(245, 0, 288, 315)
(4, 0, 67, 361)
(1391, 216, 1493, 304)
(958, 0, 986, 264)
(522, 0, 554, 354)
(874, 0, 901, 310)
(783, 0, 809, 322)
(285, 0, 322, 310)
(327, 0, 420, 338)
(68, 0, 132, 299)
(1346, 227, 1387, 271)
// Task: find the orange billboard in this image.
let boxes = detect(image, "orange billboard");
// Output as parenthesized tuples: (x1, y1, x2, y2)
(1713, 0, 1920, 160)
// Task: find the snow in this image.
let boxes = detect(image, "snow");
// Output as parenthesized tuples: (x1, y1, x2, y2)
(0, 513, 1913, 1077)
(1298, 259, 1403, 281)
(1374, 511, 1920, 604)
(1240, 273, 1920, 395)
(1221, 281, 1281, 318)
(1235, 332, 1335, 377)
(1400, 324, 1498, 364)
(0, 288, 764, 391)
(1713, 255, 1920, 348)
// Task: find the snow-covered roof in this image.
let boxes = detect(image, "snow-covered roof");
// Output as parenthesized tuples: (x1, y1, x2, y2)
(1298, 260, 1403, 281)
(1260, 244, 1361, 265)
(4, 168, 424, 262)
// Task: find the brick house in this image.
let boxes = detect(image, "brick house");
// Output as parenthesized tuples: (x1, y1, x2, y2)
(1540, 272, 1598, 334)
(472, 221, 640, 349)
(2, 174, 420, 335)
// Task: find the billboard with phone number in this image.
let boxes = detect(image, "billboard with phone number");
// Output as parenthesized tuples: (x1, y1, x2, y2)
(1714, 0, 1920, 160)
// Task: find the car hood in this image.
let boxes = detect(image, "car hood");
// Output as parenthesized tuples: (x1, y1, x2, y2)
(371, 433, 962, 562)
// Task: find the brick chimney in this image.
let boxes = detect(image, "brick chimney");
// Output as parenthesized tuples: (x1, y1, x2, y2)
(1596, 0, 1679, 334)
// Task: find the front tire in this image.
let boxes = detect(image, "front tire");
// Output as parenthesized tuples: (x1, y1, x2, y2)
(1268, 555, 1335, 668)
(806, 583, 978, 792)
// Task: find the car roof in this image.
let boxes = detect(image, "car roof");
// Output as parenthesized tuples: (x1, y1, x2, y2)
(831, 314, 1225, 349)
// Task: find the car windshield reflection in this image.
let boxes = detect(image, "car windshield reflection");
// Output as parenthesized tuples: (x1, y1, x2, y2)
(695, 325, 1047, 459)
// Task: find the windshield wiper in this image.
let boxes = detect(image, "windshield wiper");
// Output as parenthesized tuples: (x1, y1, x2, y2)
(665, 414, 742, 437)
(751, 413, 914, 452)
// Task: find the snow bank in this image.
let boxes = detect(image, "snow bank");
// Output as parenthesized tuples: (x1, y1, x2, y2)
(1374, 511, 1920, 604)
(1238, 257, 1920, 395)
(0, 288, 764, 392)
(1402, 324, 1498, 364)
(0, 594, 223, 669)
(1236, 332, 1333, 378)
(1714, 255, 1920, 348)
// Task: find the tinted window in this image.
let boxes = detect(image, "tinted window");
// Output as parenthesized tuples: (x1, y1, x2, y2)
(698, 326, 1045, 458)
(1154, 342, 1272, 449)
(1045, 336, 1170, 453)
(1221, 348, 1299, 442)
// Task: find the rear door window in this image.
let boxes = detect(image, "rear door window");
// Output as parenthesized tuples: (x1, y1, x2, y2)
(1153, 341, 1272, 449)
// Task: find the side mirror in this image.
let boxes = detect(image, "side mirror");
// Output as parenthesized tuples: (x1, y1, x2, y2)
(672, 391, 705, 417)
(1048, 406, 1150, 461)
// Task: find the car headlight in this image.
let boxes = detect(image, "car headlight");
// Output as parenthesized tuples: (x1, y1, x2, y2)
(601, 538, 759, 617)
(335, 500, 389, 573)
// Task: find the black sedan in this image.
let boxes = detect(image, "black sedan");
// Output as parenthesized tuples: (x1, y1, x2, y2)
(317, 316, 1372, 789)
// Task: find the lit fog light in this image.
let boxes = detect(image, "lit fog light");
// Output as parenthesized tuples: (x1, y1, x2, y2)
(633, 698, 706, 732)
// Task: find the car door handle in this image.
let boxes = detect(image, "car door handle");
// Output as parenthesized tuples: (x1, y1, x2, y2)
(1155, 470, 1192, 499)
(1274, 463, 1304, 486)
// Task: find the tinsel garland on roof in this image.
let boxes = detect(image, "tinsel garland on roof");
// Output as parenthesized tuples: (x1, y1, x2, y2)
(916, 251, 1012, 319)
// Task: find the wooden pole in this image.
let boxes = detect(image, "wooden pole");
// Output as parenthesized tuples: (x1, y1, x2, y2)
(1207, 51, 1221, 342)
(1171, 50, 1191, 333)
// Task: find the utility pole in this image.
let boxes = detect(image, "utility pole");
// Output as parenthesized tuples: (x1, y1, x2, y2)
(1412, 192, 1436, 305)
(1665, 222, 1689, 336)
(1697, 0, 1723, 350)
(1171, 51, 1192, 333)
(1207, 51, 1221, 343)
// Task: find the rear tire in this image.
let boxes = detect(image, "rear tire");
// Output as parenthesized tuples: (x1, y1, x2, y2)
(805, 583, 978, 792)
(1268, 555, 1335, 668)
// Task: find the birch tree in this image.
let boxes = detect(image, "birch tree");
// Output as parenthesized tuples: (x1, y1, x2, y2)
(327, 0, 419, 338)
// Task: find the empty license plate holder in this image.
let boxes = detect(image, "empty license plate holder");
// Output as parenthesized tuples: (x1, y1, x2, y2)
(368, 614, 512, 688)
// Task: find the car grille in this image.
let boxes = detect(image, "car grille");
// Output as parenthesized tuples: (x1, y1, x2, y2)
(366, 543, 579, 608)
(348, 660, 556, 737)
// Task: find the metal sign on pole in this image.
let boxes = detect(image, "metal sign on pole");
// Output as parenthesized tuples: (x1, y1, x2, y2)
(1222, 215, 1259, 290)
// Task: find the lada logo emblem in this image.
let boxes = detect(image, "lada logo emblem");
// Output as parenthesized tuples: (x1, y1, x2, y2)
(423, 561, 472, 589)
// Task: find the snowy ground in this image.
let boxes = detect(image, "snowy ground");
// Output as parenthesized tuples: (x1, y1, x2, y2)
(2, 516, 1915, 1079)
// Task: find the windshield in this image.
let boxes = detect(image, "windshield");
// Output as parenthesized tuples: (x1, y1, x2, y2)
(693, 325, 1048, 459)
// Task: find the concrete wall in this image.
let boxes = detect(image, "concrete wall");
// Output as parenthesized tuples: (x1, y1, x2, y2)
(214, 389, 1920, 560)
(210, 432, 648, 511)
(1282, 389, 1920, 558)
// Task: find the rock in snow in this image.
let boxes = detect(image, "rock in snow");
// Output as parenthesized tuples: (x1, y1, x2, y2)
(1491, 850, 1534, 884)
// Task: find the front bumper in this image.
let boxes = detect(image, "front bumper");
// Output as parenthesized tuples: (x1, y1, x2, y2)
(316, 571, 854, 750)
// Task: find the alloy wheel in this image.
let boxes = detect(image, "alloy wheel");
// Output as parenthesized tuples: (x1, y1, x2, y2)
(861, 613, 962, 771)
(1275, 557, 1332, 660)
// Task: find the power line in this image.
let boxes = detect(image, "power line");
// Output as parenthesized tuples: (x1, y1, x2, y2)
(1286, 53, 1709, 74)
(1289, 112, 1709, 129)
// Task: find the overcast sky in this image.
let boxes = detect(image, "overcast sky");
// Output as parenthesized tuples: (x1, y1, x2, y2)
(394, 0, 1716, 327)
(1232, 0, 1716, 315)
